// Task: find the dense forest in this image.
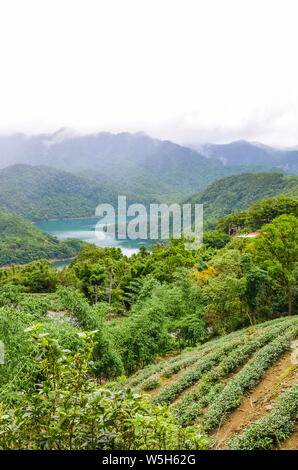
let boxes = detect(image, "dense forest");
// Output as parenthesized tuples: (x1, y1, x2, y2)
(0, 212, 85, 265)
(1, 171, 296, 267)
(0, 164, 117, 221)
(0, 194, 297, 449)
(187, 172, 298, 229)
(0, 165, 298, 228)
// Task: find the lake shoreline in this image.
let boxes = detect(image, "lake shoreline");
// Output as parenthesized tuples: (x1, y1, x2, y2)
(0, 256, 77, 270)
(31, 215, 98, 223)
(34, 217, 152, 261)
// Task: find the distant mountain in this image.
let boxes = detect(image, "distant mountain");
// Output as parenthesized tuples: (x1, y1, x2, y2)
(186, 172, 298, 227)
(189, 140, 298, 174)
(0, 211, 85, 266)
(0, 164, 117, 221)
(0, 130, 272, 204)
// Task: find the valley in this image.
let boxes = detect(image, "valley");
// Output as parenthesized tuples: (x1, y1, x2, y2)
(1, 0, 297, 456)
(0, 131, 297, 451)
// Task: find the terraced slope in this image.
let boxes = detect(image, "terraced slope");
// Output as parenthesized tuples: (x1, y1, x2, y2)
(127, 316, 298, 450)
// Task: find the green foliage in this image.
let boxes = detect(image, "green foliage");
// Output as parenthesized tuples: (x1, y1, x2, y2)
(0, 329, 210, 450)
(127, 317, 294, 389)
(0, 296, 84, 404)
(17, 295, 52, 317)
(1, 201, 297, 378)
(0, 164, 117, 221)
(141, 376, 161, 391)
(200, 242, 292, 330)
(0, 283, 24, 306)
(0, 156, 298, 451)
(217, 194, 298, 233)
(116, 296, 171, 373)
(72, 261, 108, 302)
(162, 355, 200, 379)
(128, 363, 165, 387)
(187, 173, 298, 229)
(14, 260, 59, 292)
(1, 279, 297, 450)
(152, 335, 250, 406)
(251, 214, 298, 315)
(57, 287, 124, 379)
(0, 211, 84, 266)
(0, 306, 40, 401)
(203, 231, 230, 249)
(201, 250, 248, 331)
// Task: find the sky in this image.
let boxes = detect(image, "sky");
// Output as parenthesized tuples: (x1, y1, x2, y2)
(1, 0, 298, 146)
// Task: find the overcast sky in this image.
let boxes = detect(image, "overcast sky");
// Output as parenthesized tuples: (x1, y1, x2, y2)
(1, 0, 298, 146)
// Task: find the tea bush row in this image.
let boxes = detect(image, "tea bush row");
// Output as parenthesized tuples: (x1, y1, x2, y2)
(152, 336, 253, 406)
(229, 383, 298, 450)
(171, 321, 292, 426)
(203, 326, 298, 431)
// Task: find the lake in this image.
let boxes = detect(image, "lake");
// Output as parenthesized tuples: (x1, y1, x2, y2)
(35, 217, 152, 267)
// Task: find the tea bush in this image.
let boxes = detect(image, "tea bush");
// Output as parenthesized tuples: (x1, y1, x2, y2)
(229, 383, 298, 450)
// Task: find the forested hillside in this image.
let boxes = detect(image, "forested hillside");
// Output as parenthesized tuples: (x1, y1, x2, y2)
(0, 212, 85, 265)
(216, 195, 298, 234)
(0, 194, 297, 450)
(0, 166, 291, 226)
(0, 164, 117, 221)
(186, 172, 298, 228)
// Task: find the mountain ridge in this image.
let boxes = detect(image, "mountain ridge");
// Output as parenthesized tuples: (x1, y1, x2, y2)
(188, 140, 298, 174)
(0, 131, 275, 204)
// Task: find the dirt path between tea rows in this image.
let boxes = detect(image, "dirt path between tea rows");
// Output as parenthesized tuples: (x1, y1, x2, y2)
(213, 350, 298, 449)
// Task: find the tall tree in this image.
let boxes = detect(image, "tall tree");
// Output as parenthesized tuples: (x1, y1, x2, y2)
(251, 214, 298, 315)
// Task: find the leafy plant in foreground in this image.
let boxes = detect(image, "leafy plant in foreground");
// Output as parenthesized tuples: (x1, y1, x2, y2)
(0, 326, 210, 450)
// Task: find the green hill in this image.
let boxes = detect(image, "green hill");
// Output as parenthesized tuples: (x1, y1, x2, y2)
(186, 172, 298, 227)
(216, 194, 298, 233)
(0, 164, 117, 221)
(0, 211, 84, 266)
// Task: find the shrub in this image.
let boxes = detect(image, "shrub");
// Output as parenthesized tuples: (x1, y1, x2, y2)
(142, 376, 161, 391)
(0, 328, 210, 450)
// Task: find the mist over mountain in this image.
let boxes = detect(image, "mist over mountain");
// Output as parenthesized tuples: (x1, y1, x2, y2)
(0, 129, 221, 171)
(189, 140, 298, 174)
(0, 130, 275, 204)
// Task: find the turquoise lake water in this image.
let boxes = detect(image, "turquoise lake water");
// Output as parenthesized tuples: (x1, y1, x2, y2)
(35, 217, 151, 267)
